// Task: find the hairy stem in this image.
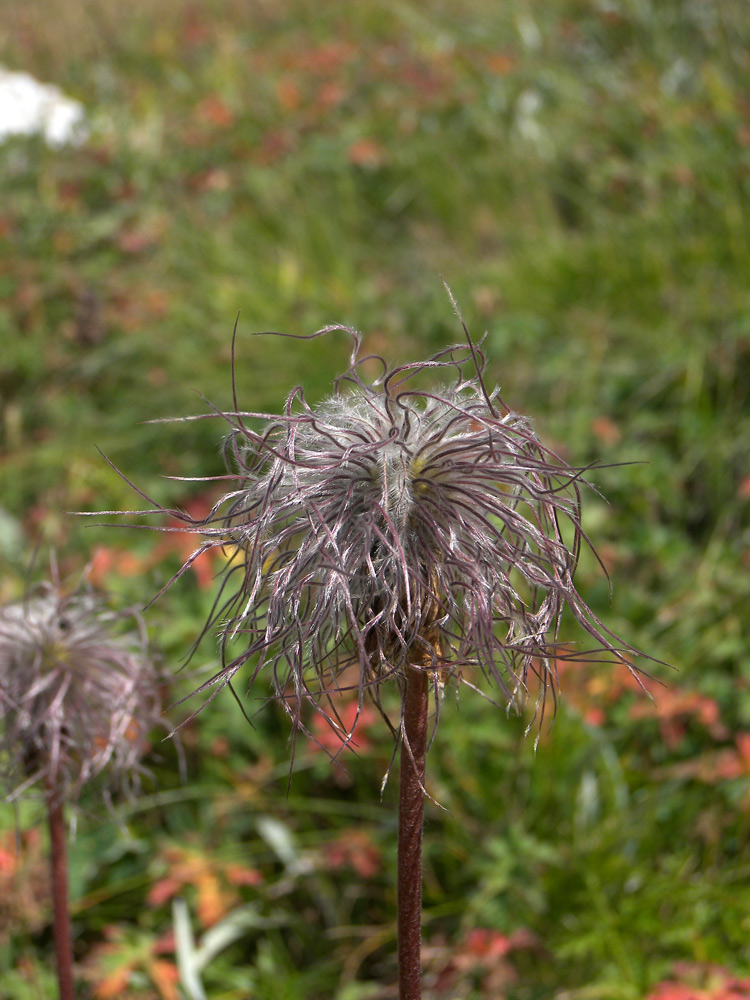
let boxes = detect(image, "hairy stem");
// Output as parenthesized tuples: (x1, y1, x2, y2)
(397, 664, 429, 1000)
(47, 796, 76, 1000)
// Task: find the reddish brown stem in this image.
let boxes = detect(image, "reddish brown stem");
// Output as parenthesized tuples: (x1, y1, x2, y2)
(47, 796, 76, 1000)
(397, 664, 429, 1000)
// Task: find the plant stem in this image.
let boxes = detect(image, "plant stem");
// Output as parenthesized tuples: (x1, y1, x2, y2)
(47, 795, 76, 1000)
(397, 664, 429, 1000)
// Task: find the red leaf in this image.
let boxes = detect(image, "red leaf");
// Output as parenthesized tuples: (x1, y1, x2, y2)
(149, 959, 180, 1000)
(487, 52, 516, 75)
(224, 863, 264, 888)
(276, 77, 302, 112)
(591, 415, 622, 445)
(195, 95, 234, 128)
(148, 876, 183, 908)
(347, 138, 386, 168)
(308, 698, 378, 755)
(323, 830, 381, 879)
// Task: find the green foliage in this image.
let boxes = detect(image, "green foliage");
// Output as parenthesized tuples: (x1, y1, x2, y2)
(1, 0, 749, 996)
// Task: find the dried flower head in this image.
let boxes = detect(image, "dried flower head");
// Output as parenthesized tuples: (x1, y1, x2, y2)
(138, 316, 644, 747)
(0, 577, 162, 803)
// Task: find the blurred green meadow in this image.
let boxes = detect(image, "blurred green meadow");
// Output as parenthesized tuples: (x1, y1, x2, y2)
(1, 0, 749, 997)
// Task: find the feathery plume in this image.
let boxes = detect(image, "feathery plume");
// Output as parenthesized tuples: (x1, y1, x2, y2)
(135, 322, 643, 744)
(0, 578, 162, 804)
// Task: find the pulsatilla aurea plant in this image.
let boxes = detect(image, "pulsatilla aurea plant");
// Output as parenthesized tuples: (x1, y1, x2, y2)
(0, 573, 162, 1000)
(127, 318, 646, 1000)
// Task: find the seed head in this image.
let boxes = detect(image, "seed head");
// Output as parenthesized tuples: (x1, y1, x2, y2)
(145, 321, 643, 743)
(0, 578, 162, 803)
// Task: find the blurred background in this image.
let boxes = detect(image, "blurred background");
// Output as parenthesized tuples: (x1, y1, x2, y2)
(0, 1, 749, 997)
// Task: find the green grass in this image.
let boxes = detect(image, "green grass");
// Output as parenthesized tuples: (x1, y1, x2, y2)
(1, 0, 749, 997)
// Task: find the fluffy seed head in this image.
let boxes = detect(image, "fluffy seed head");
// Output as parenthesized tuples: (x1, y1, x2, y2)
(0, 580, 162, 803)
(148, 323, 642, 741)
